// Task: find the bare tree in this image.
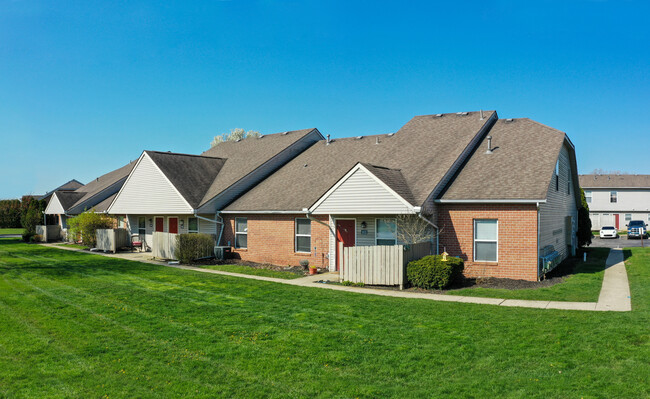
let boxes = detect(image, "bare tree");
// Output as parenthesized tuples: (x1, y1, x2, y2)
(396, 214, 435, 244)
(211, 128, 261, 147)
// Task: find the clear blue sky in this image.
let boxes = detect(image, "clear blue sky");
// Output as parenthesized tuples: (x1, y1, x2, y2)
(1, 0, 648, 199)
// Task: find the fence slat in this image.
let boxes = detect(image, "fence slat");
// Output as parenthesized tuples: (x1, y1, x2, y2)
(340, 241, 431, 287)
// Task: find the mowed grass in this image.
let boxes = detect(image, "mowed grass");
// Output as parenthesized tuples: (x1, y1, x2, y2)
(199, 264, 304, 279)
(448, 247, 610, 302)
(0, 239, 648, 398)
(56, 243, 89, 250)
(0, 228, 23, 235)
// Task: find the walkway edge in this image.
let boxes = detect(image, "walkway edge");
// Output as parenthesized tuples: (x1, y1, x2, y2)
(40, 243, 632, 312)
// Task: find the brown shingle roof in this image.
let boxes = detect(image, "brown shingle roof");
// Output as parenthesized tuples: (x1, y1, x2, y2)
(39, 179, 84, 201)
(55, 191, 87, 210)
(360, 163, 415, 205)
(145, 151, 226, 208)
(199, 128, 318, 206)
(440, 118, 567, 200)
(223, 111, 496, 211)
(579, 174, 650, 188)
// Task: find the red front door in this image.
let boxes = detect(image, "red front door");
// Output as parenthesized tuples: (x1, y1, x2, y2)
(614, 214, 619, 230)
(169, 217, 178, 234)
(336, 219, 355, 271)
(155, 217, 164, 232)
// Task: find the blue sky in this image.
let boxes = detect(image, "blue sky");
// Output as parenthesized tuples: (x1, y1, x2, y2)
(1, 0, 648, 199)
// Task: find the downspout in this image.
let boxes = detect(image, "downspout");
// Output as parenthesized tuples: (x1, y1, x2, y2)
(413, 207, 439, 255)
(193, 211, 224, 245)
(303, 208, 336, 272)
(536, 201, 541, 281)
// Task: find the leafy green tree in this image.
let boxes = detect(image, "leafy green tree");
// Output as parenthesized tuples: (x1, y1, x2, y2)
(0, 199, 22, 228)
(577, 188, 592, 247)
(67, 209, 114, 247)
(210, 128, 261, 147)
(20, 196, 46, 240)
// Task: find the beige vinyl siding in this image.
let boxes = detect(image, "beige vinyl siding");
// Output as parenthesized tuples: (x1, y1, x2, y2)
(312, 168, 412, 215)
(198, 215, 218, 236)
(109, 153, 193, 214)
(44, 194, 66, 215)
(539, 144, 578, 264)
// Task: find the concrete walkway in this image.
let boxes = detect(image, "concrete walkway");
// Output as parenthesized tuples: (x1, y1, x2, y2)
(41, 244, 633, 312)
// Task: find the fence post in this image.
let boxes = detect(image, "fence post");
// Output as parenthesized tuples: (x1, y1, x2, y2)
(339, 241, 344, 282)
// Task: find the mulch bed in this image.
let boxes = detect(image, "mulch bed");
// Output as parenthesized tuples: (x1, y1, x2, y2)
(190, 258, 309, 276)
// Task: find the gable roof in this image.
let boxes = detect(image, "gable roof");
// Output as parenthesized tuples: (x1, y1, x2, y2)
(223, 111, 496, 212)
(579, 174, 650, 189)
(66, 161, 136, 214)
(198, 128, 320, 206)
(145, 151, 226, 208)
(360, 163, 416, 205)
(39, 179, 84, 201)
(440, 118, 569, 201)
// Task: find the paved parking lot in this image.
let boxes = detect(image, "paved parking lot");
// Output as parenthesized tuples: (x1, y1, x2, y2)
(590, 236, 648, 248)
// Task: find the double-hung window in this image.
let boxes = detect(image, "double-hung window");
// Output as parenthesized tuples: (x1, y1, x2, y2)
(235, 218, 247, 249)
(474, 219, 498, 262)
(625, 214, 632, 223)
(585, 191, 592, 203)
(610, 191, 617, 203)
(295, 218, 311, 253)
(188, 217, 198, 234)
(376, 218, 397, 245)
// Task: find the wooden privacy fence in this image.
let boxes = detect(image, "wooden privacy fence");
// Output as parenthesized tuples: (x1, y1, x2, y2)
(35, 225, 61, 242)
(95, 228, 130, 253)
(341, 241, 432, 289)
(153, 232, 178, 260)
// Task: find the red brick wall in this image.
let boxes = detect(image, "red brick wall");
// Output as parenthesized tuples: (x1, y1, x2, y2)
(438, 204, 539, 281)
(221, 214, 330, 268)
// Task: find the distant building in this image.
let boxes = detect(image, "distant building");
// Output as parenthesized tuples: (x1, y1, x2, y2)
(579, 174, 650, 230)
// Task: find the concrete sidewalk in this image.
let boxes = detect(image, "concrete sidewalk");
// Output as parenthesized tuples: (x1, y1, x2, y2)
(41, 243, 633, 312)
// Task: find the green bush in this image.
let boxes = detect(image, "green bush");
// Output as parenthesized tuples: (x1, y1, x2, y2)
(0, 199, 22, 228)
(66, 210, 114, 247)
(407, 255, 464, 289)
(175, 233, 215, 264)
(20, 196, 47, 240)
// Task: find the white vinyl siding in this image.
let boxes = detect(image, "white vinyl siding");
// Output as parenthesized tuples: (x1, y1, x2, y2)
(311, 167, 412, 215)
(539, 144, 579, 265)
(109, 153, 193, 214)
(44, 194, 66, 215)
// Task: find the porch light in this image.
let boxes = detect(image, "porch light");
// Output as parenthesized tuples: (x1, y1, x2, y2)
(361, 221, 367, 229)
(148, 218, 153, 227)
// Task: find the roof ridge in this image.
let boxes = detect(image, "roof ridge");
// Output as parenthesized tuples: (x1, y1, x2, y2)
(145, 150, 226, 160)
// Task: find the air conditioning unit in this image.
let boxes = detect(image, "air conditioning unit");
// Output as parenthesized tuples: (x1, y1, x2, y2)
(214, 246, 231, 260)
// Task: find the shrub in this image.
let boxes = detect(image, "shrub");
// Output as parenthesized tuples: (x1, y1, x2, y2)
(407, 255, 464, 289)
(175, 233, 215, 264)
(20, 196, 47, 240)
(66, 210, 114, 247)
(299, 259, 310, 269)
(0, 199, 22, 228)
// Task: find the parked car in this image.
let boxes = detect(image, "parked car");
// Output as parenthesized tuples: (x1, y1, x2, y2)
(599, 226, 618, 239)
(626, 220, 648, 239)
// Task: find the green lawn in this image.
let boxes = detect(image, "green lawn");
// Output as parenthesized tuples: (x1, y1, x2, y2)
(56, 243, 90, 250)
(0, 238, 648, 398)
(0, 228, 23, 235)
(447, 247, 610, 302)
(198, 264, 304, 279)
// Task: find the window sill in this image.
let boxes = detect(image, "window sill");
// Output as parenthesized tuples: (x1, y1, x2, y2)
(234, 248, 248, 252)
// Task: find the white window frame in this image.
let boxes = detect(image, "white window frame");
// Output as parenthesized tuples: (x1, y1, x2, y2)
(235, 217, 247, 249)
(295, 218, 312, 253)
(188, 217, 199, 234)
(585, 190, 592, 203)
(555, 160, 560, 191)
(474, 219, 498, 263)
(625, 214, 632, 222)
(375, 218, 397, 246)
(610, 191, 617, 203)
